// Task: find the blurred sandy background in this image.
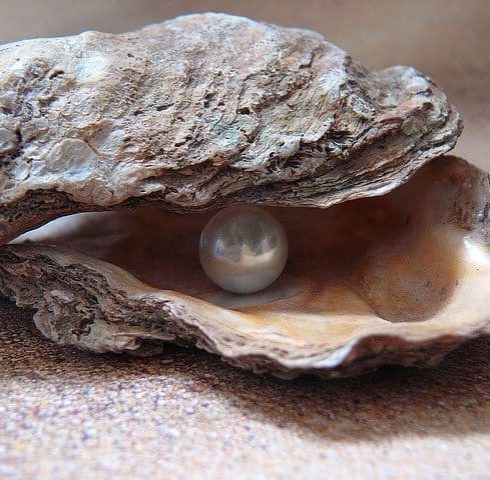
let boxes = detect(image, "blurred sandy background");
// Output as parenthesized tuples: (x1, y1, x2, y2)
(0, 0, 488, 169)
(0, 2, 489, 480)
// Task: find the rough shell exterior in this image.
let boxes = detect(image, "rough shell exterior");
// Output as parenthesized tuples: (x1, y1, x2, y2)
(0, 13, 460, 242)
(0, 13, 487, 378)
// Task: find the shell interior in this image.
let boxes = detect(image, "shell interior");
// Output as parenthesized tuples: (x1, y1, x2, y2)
(6, 156, 490, 375)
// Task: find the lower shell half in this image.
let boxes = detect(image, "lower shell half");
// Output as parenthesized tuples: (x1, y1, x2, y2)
(0, 156, 488, 378)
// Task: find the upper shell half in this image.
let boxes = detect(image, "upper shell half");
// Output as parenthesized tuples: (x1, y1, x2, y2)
(0, 13, 488, 378)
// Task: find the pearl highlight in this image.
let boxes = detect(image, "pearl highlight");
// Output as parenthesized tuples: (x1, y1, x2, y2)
(199, 206, 288, 294)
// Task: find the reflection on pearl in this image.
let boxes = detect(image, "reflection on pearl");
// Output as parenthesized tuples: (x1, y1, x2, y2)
(199, 206, 288, 294)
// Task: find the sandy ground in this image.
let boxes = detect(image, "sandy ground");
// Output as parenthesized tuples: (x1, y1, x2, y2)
(1, 300, 489, 480)
(0, 1, 489, 479)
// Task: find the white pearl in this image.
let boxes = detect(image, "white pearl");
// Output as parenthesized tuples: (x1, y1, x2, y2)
(199, 206, 288, 294)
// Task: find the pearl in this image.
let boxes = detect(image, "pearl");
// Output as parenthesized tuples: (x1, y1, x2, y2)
(199, 206, 288, 294)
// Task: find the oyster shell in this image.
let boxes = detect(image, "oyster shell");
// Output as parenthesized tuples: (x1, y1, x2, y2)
(0, 14, 488, 378)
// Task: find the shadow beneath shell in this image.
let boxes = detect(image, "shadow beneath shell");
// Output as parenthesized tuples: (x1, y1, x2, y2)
(1, 299, 489, 443)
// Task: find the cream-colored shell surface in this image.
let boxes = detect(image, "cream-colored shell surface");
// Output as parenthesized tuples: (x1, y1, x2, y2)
(1, 155, 489, 377)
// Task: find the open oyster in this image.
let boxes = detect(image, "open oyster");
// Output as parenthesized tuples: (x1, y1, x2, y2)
(0, 14, 488, 378)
